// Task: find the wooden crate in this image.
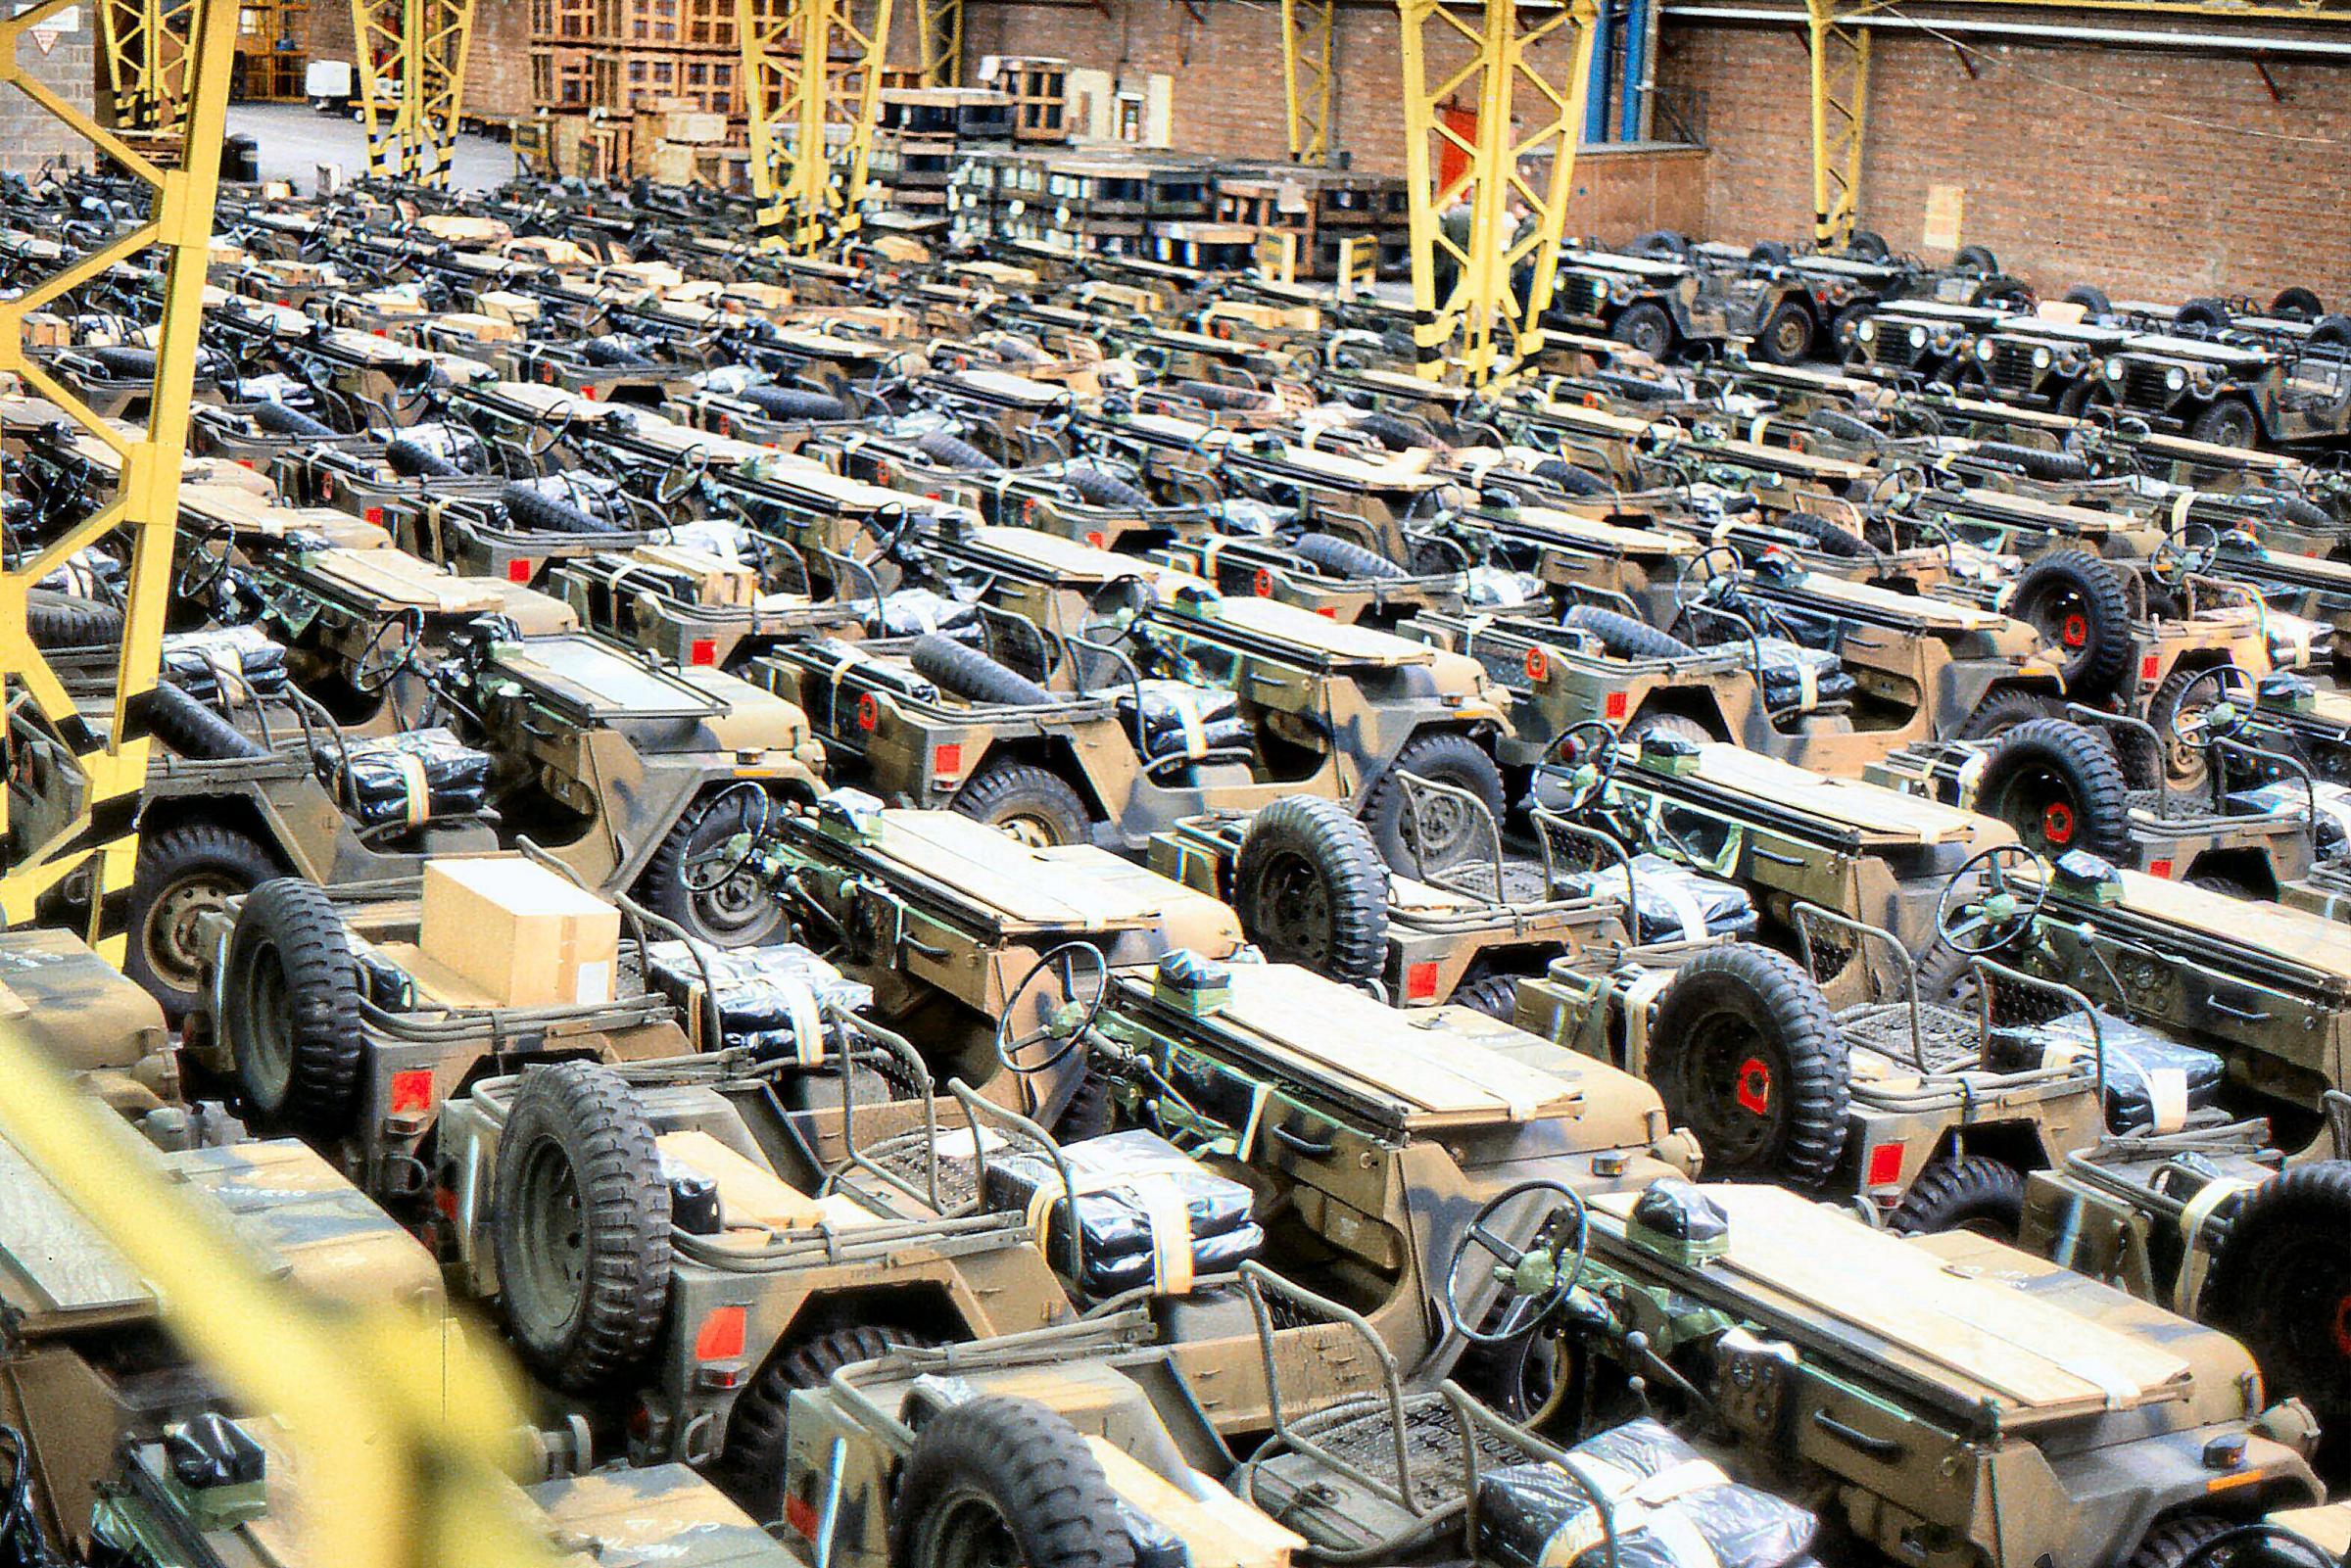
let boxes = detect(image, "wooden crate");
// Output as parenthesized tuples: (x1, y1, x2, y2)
(530, 0, 599, 42)
(681, 0, 735, 51)
(592, 50, 687, 112)
(533, 45, 600, 111)
(983, 56, 1067, 143)
(597, 0, 684, 48)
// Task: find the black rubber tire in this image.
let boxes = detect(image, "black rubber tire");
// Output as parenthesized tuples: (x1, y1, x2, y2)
(385, 436, 462, 477)
(1977, 718, 2132, 862)
(950, 761, 1093, 846)
(125, 822, 281, 1018)
(582, 334, 655, 367)
(640, 785, 791, 947)
(2175, 298, 2233, 336)
(911, 428, 1001, 472)
(2248, 489, 2335, 532)
(1952, 245, 2000, 276)
(1052, 1066, 1117, 1141)
(2273, 286, 2326, 322)
(1806, 409, 1880, 447)
(25, 589, 122, 649)
(1353, 410, 1429, 451)
(504, 482, 623, 536)
(1750, 300, 1815, 366)
(221, 878, 363, 1132)
(892, 1397, 1135, 1568)
(1360, 732, 1508, 875)
(2310, 314, 2351, 352)
(1594, 372, 1680, 404)
(1953, 687, 2063, 739)
(1625, 709, 1713, 746)
(1830, 303, 1874, 358)
(1749, 240, 1792, 267)
(1632, 229, 1691, 262)
(1843, 230, 1890, 261)
(1649, 944, 1849, 1187)
(1564, 603, 1696, 659)
(252, 400, 338, 438)
(2203, 1161, 2351, 1473)
(1176, 379, 1262, 410)
(2009, 549, 2134, 700)
(2124, 1517, 2235, 1568)
(2061, 284, 2113, 318)
(1292, 532, 1408, 582)
(145, 684, 267, 761)
(2190, 398, 2262, 451)
(2146, 664, 2234, 791)
(1533, 458, 1614, 497)
(1451, 974, 1522, 1024)
(911, 633, 1056, 707)
(1972, 441, 2091, 484)
(1889, 1154, 2026, 1239)
(2186, 871, 2257, 900)
(1231, 796, 1389, 985)
(490, 1062, 671, 1394)
(741, 384, 850, 422)
(89, 344, 157, 379)
(1778, 510, 1867, 557)
(1063, 465, 1149, 509)
(1610, 302, 1677, 359)
(718, 1325, 938, 1522)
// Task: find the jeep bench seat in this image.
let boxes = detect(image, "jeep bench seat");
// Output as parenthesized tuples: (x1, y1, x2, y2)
(1589, 1183, 2191, 1423)
(654, 1128, 882, 1234)
(1655, 742, 2007, 848)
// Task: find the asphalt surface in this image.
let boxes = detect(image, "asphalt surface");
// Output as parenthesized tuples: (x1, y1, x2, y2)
(227, 102, 515, 196)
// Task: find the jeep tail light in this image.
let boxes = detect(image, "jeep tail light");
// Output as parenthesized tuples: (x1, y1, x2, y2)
(2140, 653, 2161, 685)
(2148, 858, 2174, 879)
(1863, 1140, 1904, 1188)
(934, 741, 964, 777)
(1406, 961, 1440, 1002)
(695, 1306, 746, 1362)
(364, 505, 384, 526)
(390, 1069, 435, 1114)
(1605, 691, 1628, 721)
(507, 557, 532, 583)
(785, 1496, 820, 1539)
(690, 638, 718, 666)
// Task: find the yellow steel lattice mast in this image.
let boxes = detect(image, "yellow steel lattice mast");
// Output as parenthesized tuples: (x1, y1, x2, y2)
(98, 0, 189, 131)
(914, 0, 959, 84)
(1280, 0, 1335, 163)
(355, 0, 477, 184)
(739, 0, 893, 251)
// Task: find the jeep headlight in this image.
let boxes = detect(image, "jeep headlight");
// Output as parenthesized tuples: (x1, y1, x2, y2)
(1857, 319, 1877, 343)
(1907, 325, 1927, 348)
(1975, 340, 1996, 361)
(2032, 346, 2052, 369)
(2104, 356, 2126, 380)
(2166, 366, 2187, 392)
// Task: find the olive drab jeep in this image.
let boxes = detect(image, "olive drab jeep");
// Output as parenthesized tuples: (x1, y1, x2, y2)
(2092, 330, 2351, 450)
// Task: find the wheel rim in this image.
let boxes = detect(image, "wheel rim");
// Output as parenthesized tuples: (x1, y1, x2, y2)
(239, 937, 295, 1107)
(2019, 584, 2091, 671)
(1401, 783, 1478, 868)
(145, 870, 241, 992)
(996, 812, 1058, 848)
(1251, 852, 1332, 966)
(1773, 313, 1807, 357)
(1676, 1008, 1788, 1168)
(1987, 764, 2081, 854)
(509, 1136, 588, 1344)
(923, 1491, 1022, 1568)
(2162, 687, 2221, 787)
(678, 800, 774, 939)
(1634, 319, 1668, 356)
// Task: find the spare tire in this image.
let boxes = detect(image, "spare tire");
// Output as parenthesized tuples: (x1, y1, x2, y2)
(1231, 796, 1389, 985)
(1563, 603, 1695, 660)
(1749, 240, 1792, 267)
(911, 633, 1055, 706)
(1632, 229, 1691, 262)
(910, 427, 1000, 471)
(1176, 379, 1262, 410)
(1806, 409, 1881, 447)
(1777, 510, 1867, 558)
(24, 589, 122, 649)
(1845, 230, 1890, 261)
(743, 384, 850, 422)
(126, 821, 281, 1018)
(2273, 286, 2326, 322)
(1063, 464, 1150, 509)
(719, 1325, 939, 1521)
(2203, 1161, 2351, 1473)
(1649, 944, 1849, 1187)
(2008, 549, 2134, 700)
(1353, 410, 1429, 451)
(144, 684, 266, 761)
(252, 400, 338, 438)
(582, 335, 655, 367)
(221, 878, 363, 1132)
(1291, 532, 1408, 582)
(1532, 458, 1614, 497)
(1450, 974, 1523, 1023)
(892, 1397, 1135, 1568)
(2310, 314, 2351, 353)
(2175, 297, 2232, 336)
(385, 436, 463, 477)
(2248, 489, 2335, 532)
(1953, 245, 2000, 277)
(1360, 732, 1507, 874)
(1976, 718, 2132, 862)
(2062, 284, 2113, 318)
(1971, 441, 2091, 484)
(1889, 1153, 2026, 1239)
(491, 1062, 671, 1393)
(89, 344, 158, 379)
(503, 482, 623, 535)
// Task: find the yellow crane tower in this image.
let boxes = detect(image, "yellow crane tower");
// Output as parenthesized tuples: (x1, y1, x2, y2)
(354, 0, 478, 184)
(738, 0, 893, 251)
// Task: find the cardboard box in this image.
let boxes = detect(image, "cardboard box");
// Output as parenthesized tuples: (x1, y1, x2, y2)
(663, 110, 728, 145)
(651, 139, 699, 186)
(632, 543, 757, 606)
(419, 858, 620, 1008)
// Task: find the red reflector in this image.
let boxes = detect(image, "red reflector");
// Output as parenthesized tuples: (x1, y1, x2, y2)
(696, 1306, 747, 1361)
(433, 1185, 458, 1220)
(583, 383, 599, 400)
(238, 458, 254, 469)
(784, 1496, 819, 1540)
(506, 557, 532, 583)
(372, 327, 387, 337)
(1524, 647, 1548, 683)
(1605, 690, 1628, 721)
(2140, 653, 2161, 684)
(1317, 606, 1339, 618)
(1254, 568, 1273, 597)
(2148, 858, 2174, 879)
(390, 1069, 435, 1114)
(857, 692, 879, 732)
(690, 637, 718, 666)
(935, 741, 963, 775)
(1864, 1141, 1905, 1187)
(364, 505, 384, 526)
(1085, 531, 1107, 548)
(1406, 962, 1441, 1001)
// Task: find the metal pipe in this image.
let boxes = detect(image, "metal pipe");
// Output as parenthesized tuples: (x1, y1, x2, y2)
(1662, 5, 2351, 58)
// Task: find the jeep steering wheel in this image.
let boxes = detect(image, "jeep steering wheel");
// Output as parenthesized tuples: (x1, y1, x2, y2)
(1671, 544, 1748, 621)
(352, 609, 425, 694)
(677, 781, 777, 894)
(994, 939, 1110, 1078)
(1444, 1179, 1591, 1347)
(2166, 661, 2256, 752)
(1935, 843, 2047, 956)
(1539, 720, 1624, 814)
(2151, 520, 2221, 587)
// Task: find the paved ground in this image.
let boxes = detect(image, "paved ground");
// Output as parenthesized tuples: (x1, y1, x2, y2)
(226, 103, 515, 196)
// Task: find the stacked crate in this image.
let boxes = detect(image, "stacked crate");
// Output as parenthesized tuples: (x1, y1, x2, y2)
(531, 0, 744, 175)
(530, 0, 602, 115)
(1215, 164, 1411, 279)
(873, 87, 1014, 219)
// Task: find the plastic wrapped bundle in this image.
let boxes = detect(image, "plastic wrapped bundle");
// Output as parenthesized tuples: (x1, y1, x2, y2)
(1462, 566, 1546, 609)
(317, 727, 494, 829)
(1985, 1012, 2224, 1133)
(1476, 1419, 1817, 1568)
(1749, 639, 1855, 714)
(854, 588, 981, 639)
(1557, 854, 1758, 943)
(644, 939, 874, 1062)
(980, 1129, 1262, 1297)
(1117, 680, 1253, 774)
(163, 626, 289, 699)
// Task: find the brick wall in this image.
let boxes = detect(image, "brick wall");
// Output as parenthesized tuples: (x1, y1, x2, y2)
(3, 17, 95, 171)
(307, 0, 532, 121)
(1655, 21, 2351, 305)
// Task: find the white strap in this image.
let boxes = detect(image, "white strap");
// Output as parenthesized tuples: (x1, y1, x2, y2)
(2172, 1176, 2256, 1314)
(395, 752, 431, 828)
(1954, 749, 1989, 812)
(1621, 968, 1677, 1079)
(781, 977, 827, 1068)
